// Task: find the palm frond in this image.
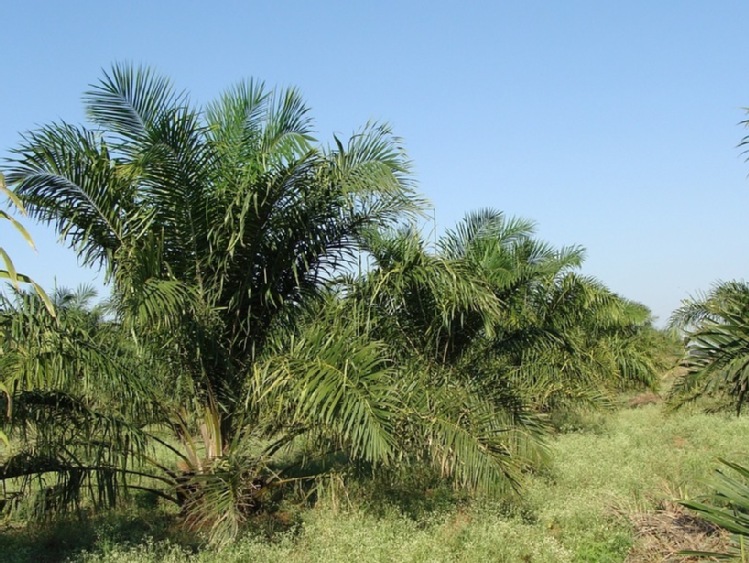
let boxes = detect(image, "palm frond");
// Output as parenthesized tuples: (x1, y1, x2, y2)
(0, 175, 54, 314)
(84, 62, 181, 145)
(681, 458, 749, 559)
(254, 314, 397, 465)
(670, 280, 749, 412)
(7, 124, 132, 269)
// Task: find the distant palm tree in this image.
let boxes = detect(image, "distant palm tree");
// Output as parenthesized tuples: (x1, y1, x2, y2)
(329, 222, 548, 490)
(423, 209, 664, 413)
(340, 209, 664, 485)
(0, 286, 156, 512)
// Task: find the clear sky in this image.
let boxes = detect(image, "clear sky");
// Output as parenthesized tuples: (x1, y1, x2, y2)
(2, 0, 748, 324)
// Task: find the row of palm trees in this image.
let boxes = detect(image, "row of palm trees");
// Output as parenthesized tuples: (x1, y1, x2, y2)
(0, 64, 669, 542)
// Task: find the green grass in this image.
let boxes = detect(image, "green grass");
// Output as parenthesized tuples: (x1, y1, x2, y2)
(523, 405, 749, 561)
(3, 403, 748, 562)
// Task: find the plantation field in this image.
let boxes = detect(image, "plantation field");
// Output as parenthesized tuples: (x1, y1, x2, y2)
(0, 65, 695, 560)
(3, 400, 747, 562)
(1, 47, 748, 563)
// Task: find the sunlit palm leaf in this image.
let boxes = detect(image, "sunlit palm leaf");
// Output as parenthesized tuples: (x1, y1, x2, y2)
(255, 313, 397, 465)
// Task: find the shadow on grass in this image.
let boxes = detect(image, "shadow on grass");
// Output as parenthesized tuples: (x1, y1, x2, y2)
(0, 489, 310, 563)
(0, 466, 500, 562)
(0, 507, 195, 563)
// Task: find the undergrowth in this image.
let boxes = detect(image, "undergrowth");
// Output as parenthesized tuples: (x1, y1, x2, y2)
(2, 403, 747, 562)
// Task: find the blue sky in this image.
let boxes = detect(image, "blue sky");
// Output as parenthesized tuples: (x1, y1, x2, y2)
(2, 0, 748, 324)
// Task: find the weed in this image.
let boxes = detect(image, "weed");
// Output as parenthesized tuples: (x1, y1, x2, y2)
(4, 403, 749, 562)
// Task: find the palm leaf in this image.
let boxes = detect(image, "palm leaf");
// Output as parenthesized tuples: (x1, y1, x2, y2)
(84, 62, 181, 145)
(681, 459, 749, 559)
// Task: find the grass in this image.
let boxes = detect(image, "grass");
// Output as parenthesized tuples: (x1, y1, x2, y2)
(524, 404, 746, 561)
(2, 401, 748, 562)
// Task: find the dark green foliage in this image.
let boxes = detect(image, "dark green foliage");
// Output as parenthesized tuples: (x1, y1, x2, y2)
(670, 281, 749, 413)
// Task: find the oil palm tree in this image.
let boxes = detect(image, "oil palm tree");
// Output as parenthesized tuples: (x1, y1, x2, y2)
(4, 65, 544, 540)
(332, 224, 548, 489)
(430, 209, 664, 413)
(339, 209, 664, 489)
(2, 64, 424, 532)
(670, 280, 749, 413)
(0, 286, 163, 512)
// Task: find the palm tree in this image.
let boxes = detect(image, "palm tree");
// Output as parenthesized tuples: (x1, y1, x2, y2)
(670, 280, 749, 413)
(324, 224, 549, 490)
(2, 64, 423, 532)
(4, 65, 545, 540)
(336, 209, 665, 490)
(428, 209, 665, 413)
(0, 286, 164, 515)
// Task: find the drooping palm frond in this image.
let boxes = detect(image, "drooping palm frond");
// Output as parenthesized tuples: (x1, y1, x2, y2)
(395, 367, 547, 493)
(0, 174, 53, 314)
(6, 124, 145, 271)
(249, 294, 546, 495)
(0, 288, 152, 404)
(3, 389, 146, 471)
(0, 286, 176, 517)
(252, 304, 398, 466)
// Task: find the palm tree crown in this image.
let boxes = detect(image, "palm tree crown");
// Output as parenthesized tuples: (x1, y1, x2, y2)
(6, 64, 420, 407)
